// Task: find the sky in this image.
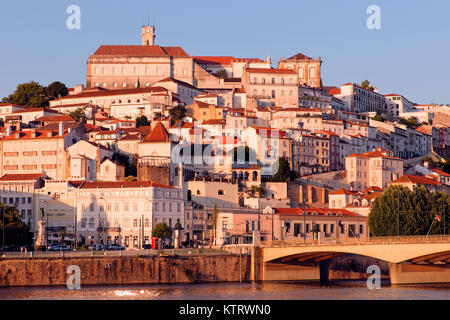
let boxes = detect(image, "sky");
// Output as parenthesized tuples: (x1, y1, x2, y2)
(1, 0, 449, 104)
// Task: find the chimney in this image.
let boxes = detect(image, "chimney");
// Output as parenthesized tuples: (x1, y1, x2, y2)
(59, 122, 64, 136)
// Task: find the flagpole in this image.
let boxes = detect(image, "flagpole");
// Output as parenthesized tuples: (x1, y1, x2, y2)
(426, 219, 435, 239)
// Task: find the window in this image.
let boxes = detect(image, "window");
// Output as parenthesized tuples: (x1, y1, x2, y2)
(133, 219, 138, 228)
(272, 90, 275, 98)
(89, 203, 95, 212)
(218, 189, 224, 195)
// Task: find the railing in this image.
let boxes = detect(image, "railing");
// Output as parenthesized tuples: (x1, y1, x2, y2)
(0, 248, 230, 259)
(261, 235, 450, 247)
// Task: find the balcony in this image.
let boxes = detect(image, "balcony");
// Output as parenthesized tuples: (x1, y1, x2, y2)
(97, 226, 122, 232)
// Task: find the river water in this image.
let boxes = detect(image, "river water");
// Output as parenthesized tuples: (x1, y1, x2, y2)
(0, 281, 449, 300)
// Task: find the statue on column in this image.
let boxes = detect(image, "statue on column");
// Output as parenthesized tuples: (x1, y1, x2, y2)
(35, 208, 47, 247)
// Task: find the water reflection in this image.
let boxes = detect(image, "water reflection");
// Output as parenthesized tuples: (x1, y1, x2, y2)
(0, 281, 449, 300)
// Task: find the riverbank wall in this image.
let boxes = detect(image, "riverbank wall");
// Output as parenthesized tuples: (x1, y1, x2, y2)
(0, 254, 252, 287)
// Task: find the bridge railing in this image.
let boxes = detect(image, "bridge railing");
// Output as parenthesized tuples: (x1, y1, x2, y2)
(0, 248, 230, 259)
(261, 235, 450, 247)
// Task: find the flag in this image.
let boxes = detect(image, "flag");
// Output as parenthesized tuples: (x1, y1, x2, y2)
(435, 215, 441, 222)
(338, 219, 343, 227)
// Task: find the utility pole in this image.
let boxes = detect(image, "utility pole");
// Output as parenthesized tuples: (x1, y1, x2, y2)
(2, 206, 4, 254)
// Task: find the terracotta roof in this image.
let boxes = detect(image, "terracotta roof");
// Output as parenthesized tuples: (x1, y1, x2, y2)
(12, 107, 59, 114)
(276, 107, 322, 113)
(362, 186, 383, 193)
(286, 52, 313, 60)
(202, 119, 226, 125)
(80, 181, 176, 189)
(1, 129, 70, 140)
(92, 45, 188, 57)
(143, 122, 170, 143)
(391, 174, 441, 186)
(32, 115, 75, 123)
(273, 207, 359, 217)
(0, 173, 43, 181)
(328, 88, 341, 95)
(346, 150, 402, 160)
(194, 56, 234, 65)
(251, 127, 287, 138)
(329, 188, 359, 196)
(57, 87, 167, 100)
(246, 68, 296, 74)
(430, 169, 450, 177)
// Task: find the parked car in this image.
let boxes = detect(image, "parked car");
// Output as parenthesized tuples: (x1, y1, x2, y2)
(106, 244, 125, 250)
(142, 244, 152, 250)
(60, 245, 72, 251)
(48, 245, 60, 251)
(89, 244, 104, 251)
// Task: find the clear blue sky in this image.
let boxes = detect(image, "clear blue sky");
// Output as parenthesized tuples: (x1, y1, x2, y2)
(1, 0, 449, 104)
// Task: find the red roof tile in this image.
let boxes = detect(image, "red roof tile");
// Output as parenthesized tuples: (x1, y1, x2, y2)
(92, 45, 188, 57)
(329, 188, 359, 196)
(286, 52, 313, 60)
(391, 174, 441, 186)
(57, 87, 167, 100)
(0, 173, 43, 181)
(143, 122, 170, 143)
(431, 169, 450, 177)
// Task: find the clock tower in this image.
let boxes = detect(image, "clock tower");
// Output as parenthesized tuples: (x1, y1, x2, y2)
(142, 25, 155, 46)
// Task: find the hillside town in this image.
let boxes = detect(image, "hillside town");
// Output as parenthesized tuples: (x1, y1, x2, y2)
(1, 25, 449, 251)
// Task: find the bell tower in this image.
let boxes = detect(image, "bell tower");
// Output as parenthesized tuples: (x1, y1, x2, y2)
(142, 25, 155, 46)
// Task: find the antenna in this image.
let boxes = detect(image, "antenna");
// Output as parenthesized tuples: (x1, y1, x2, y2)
(147, 9, 150, 26)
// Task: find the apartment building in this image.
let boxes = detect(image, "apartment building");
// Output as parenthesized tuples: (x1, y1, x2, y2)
(334, 83, 386, 114)
(0, 123, 83, 180)
(242, 68, 298, 107)
(345, 148, 403, 190)
(76, 181, 184, 248)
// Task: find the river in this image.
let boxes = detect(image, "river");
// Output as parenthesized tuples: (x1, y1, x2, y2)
(0, 281, 449, 300)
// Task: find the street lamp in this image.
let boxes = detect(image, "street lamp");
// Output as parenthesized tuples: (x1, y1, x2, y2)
(144, 198, 154, 249)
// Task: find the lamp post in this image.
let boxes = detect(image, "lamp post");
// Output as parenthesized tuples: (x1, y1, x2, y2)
(144, 198, 154, 249)
(2, 205, 4, 254)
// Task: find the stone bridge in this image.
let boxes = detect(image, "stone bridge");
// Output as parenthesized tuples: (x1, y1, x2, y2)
(250, 236, 450, 284)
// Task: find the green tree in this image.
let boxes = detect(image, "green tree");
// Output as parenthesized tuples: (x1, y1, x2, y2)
(399, 116, 419, 129)
(152, 223, 173, 241)
(136, 115, 149, 127)
(271, 157, 297, 182)
(251, 185, 266, 198)
(215, 69, 228, 78)
(46, 81, 68, 99)
(2, 81, 49, 107)
(369, 185, 450, 236)
(68, 108, 87, 123)
(360, 80, 374, 91)
(0, 203, 33, 247)
(169, 105, 187, 123)
(372, 114, 385, 122)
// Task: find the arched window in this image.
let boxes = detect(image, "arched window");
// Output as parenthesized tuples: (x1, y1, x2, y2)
(281, 90, 285, 97)
(309, 67, 316, 79)
(298, 67, 304, 78)
(262, 78, 266, 84)
(252, 171, 258, 181)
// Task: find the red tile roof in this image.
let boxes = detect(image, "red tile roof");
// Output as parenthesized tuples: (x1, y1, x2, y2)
(391, 174, 441, 186)
(286, 52, 313, 60)
(329, 188, 359, 196)
(0, 173, 43, 181)
(251, 127, 287, 138)
(92, 45, 188, 57)
(32, 115, 75, 123)
(80, 181, 176, 189)
(246, 68, 297, 74)
(194, 56, 234, 65)
(1, 129, 70, 140)
(143, 122, 170, 143)
(57, 87, 167, 100)
(431, 169, 450, 177)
